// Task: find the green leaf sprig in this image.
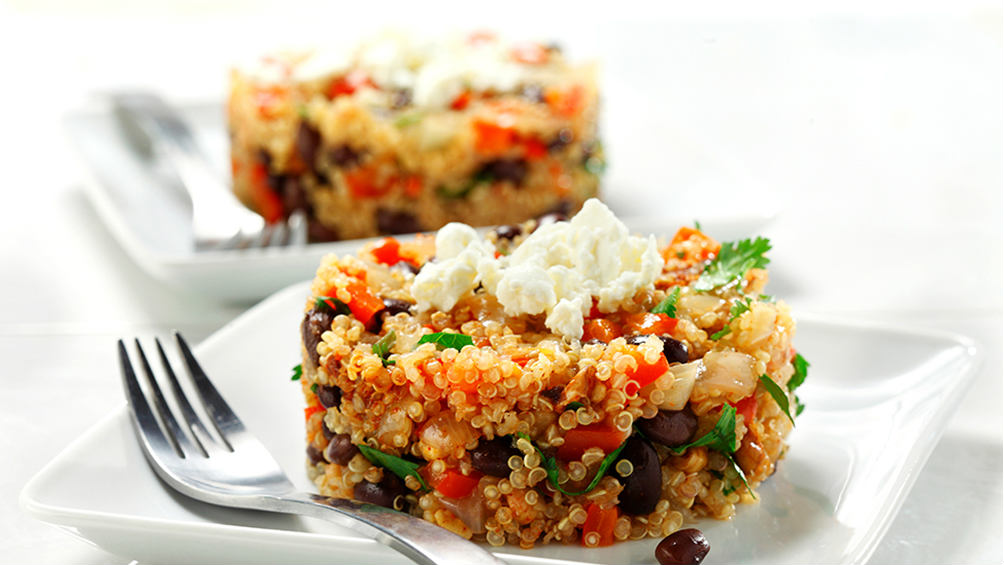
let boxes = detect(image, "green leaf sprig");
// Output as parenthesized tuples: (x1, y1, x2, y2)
(372, 330, 396, 367)
(516, 432, 628, 497)
(759, 375, 795, 424)
(417, 332, 474, 351)
(710, 296, 753, 340)
(695, 237, 772, 291)
(668, 404, 755, 499)
(356, 444, 430, 491)
(789, 353, 810, 416)
(315, 296, 351, 316)
(651, 287, 681, 317)
(290, 363, 303, 381)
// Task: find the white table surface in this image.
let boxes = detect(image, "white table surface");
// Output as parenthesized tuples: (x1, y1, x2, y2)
(1, 2, 1001, 564)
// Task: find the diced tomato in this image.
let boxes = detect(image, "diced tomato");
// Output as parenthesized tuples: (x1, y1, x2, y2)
(557, 423, 628, 461)
(582, 318, 622, 343)
(304, 404, 325, 421)
(544, 84, 584, 118)
(326, 69, 374, 99)
(581, 503, 618, 547)
(510, 42, 549, 65)
(523, 137, 548, 161)
(622, 312, 678, 336)
(734, 394, 758, 423)
(370, 237, 403, 265)
(450, 90, 472, 110)
(249, 162, 283, 223)
(473, 119, 519, 154)
(343, 165, 390, 199)
(429, 469, 483, 499)
(625, 352, 670, 392)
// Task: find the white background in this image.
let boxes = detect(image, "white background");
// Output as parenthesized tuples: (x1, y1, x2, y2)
(0, 1, 1001, 563)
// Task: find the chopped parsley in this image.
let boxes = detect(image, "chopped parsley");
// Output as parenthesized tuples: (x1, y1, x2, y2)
(356, 444, 430, 491)
(694, 236, 772, 291)
(694, 220, 703, 231)
(789, 353, 810, 416)
(710, 296, 753, 340)
(437, 170, 492, 199)
(565, 401, 586, 412)
(393, 112, 423, 128)
(726, 455, 755, 498)
(310, 383, 318, 393)
(651, 287, 681, 318)
(417, 332, 474, 351)
(517, 432, 628, 497)
(372, 330, 396, 367)
(759, 375, 795, 424)
(669, 404, 737, 455)
(290, 363, 302, 381)
(315, 295, 351, 316)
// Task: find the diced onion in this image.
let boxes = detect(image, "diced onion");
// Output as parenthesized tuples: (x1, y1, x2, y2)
(655, 360, 702, 410)
(694, 350, 757, 401)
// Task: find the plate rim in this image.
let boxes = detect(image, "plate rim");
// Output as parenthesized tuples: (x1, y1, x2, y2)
(20, 281, 983, 564)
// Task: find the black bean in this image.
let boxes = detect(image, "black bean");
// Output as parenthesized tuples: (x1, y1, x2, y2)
(321, 421, 334, 441)
(536, 212, 567, 228)
(301, 308, 335, 367)
(354, 473, 406, 509)
(547, 128, 574, 152)
(376, 208, 422, 235)
(546, 199, 574, 216)
(493, 224, 522, 240)
(540, 386, 564, 403)
(368, 297, 415, 333)
(636, 407, 698, 448)
(329, 144, 360, 168)
(257, 148, 273, 170)
(655, 528, 710, 565)
(391, 88, 412, 109)
(391, 260, 420, 275)
(483, 158, 528, 185)
(307, 218, 340, 242)
(306, 444, 325, 465)
(281, 176, 308, 213)
(625, 334, 651, 346)
(616, 437, 661, 515)
(296, 122, 321, 166)
(316, 384, 342, 409)
(471, 437, 519, 478)
(325, 433, 359, 465)
(582, 338, 604, 346)
(660, 336, 689, 365)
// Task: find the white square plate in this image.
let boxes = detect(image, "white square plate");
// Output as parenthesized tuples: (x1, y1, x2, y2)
(63, 100, 776, 303)
(21, 282, 980, 564)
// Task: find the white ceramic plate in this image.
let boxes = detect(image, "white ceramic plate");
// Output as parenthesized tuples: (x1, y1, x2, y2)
(21, 281, 980, 564)
(63, 100, 776, 303)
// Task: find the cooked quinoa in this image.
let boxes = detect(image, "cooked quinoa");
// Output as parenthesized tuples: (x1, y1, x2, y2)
(228, 31, 601, 241)
(298, 200, 801, 549)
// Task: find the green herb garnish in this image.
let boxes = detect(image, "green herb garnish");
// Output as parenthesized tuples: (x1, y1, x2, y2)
(694, 220, 703, 231)
(789, 353, 810, 392)
(710, 296, 753, 340)
(372, 330, 396, 367)
(290, 363, 303, 381)
(393, 112, 423, 127)
(436, 170, 492, 199)
(726, 454, 755, 499)
(310, 383, 318, 393)
(669, 403, 737, 455)
(651, 287, 681, 318)
(417, 332, 474, 351)
(759, 375, 795, 424)
(565, 401, 586, 412)
(694, 237, 772, 291)
(315, 296, 351, 316)
(356, 444, 429, 490)
(516, 432, 628, 497)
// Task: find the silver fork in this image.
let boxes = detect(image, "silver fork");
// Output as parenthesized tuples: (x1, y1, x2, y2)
(118, 333, 506, 565)
(111, 92, 307, 251)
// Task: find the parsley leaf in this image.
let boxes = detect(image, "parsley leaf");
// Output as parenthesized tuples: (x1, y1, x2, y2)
(393, 112, 423, 127)
(437, 170, 493, 199)
(694, 220, 703, 231)
(516, 432, 628, 496)
(710, 296, 753, 340)
(290, 363, 303, 381)
(759, 375, 795, 424)
(417, 332, 474, 351)
(669, 404, 737, 455)
(315, 296, 351, 316)
(372, 330, 397, 367)
(651, 287, 681, 317)
(694, 236, 772, 291)
(565, 401, 586, 412)
(356, 444, 430, 491)
(726, 454, 756, 499)
(310, 383, 318, 393)
(789, 353, 810, 392)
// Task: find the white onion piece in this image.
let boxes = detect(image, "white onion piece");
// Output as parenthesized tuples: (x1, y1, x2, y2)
(436, 486, 487, 534)
(695, 350, 757, 400)
(679, 294, 725, 317)
(656, 360, 702, 410)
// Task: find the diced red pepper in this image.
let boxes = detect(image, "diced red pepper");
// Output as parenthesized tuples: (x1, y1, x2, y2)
(304, 404, 325, 421)
(249, 162, 283, 223)
(523, 137, 548, 161)
(402, 175, 423, 198)
(466, 30, 497, 45)
(622, 312, 678, 336)
(371, 237, 403, 266)
(429, 469, 483, 499)
(343, 165, 390, 199)
(544, 84, 584, 118)
(473, 119, 519, 154)
(582, 319, 622, 343)
(663, 226, 721, 264)
(341, 279, 385, 327)
(625, 352, 670, 392)
(582, 503, 618, 547)
(450, 90, 472, 110)
(253, 85, 288, 119)
(734, 394, 758, 423)
(557, 423, 628, 461)
(326, 69, 374, 99)
(510, 42, 549, 65)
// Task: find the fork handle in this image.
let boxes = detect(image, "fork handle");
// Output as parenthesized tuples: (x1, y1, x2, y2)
(269, 492, 508, 565)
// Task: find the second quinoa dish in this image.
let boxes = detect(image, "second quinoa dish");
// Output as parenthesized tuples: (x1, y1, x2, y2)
(295, 199, 809, 552)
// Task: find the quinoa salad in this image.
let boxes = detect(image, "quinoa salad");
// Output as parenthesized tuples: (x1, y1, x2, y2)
(295, 199, 809, 551)
(229, 31, 601, 242)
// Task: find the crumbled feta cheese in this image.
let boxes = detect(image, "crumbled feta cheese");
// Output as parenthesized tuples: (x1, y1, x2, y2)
(411, 199, 662, 340)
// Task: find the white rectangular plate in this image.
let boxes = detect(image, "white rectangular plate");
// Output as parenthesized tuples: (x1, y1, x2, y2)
(21, 282, 980, 564)
(63, 100, 775, 303)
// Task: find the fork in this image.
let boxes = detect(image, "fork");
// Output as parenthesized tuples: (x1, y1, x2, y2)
(118, 333, 506, 565)
(111, 92, 307, 251)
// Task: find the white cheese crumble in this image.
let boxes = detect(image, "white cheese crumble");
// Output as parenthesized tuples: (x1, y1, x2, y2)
(411, 199, 662, 340)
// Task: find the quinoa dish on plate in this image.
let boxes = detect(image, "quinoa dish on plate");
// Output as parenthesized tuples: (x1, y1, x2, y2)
(295, 199, 808, 553)
(229, 31, 602, 242)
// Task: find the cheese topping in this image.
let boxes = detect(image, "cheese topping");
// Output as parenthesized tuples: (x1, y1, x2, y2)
(411, 199, 661, 340)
